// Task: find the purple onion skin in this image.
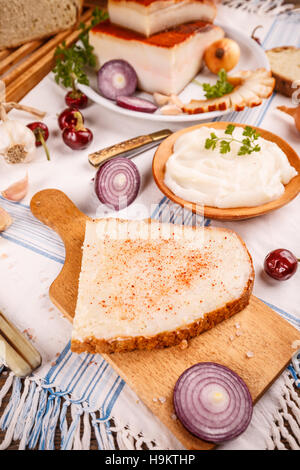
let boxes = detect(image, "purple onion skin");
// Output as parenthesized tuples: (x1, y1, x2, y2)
(97, 60, 138, 100)
(94, 157, 140, 211)
(173, 362, 253, 444)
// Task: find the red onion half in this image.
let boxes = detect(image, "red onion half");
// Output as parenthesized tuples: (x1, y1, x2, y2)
(97, 60, 138, 100)
(173, 362, 253, 443)
(94, 157, 140, 211)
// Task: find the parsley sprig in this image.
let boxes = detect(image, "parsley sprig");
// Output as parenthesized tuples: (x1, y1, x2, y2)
(193, 69, 234, 99)
(205, 124, 261, 156)
(53, 8, 108, 93)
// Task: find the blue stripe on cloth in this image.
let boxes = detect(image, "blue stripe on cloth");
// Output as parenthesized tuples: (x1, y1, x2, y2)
(260, 300, 300, 330)
(0, 233, 64, 264)
(0, 196, 65, 264)
(0, 195, 30, 209)
(45, 342, 73, 383)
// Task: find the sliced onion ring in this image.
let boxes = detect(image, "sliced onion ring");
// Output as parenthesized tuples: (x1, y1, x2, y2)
(94, 157, 141, 211)
(116, 96, 157, 114)
(173, 362, 253, 443)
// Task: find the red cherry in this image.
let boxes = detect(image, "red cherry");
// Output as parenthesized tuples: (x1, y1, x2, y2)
(62, 111, 93, 150)
(65, 90, 88, 109)
(27, 122, 49, 145)
(27, 122, 50, 161)
(264, 249, 298, 281)
(58, 108, 84, 130)
(63, 128, 93, 150)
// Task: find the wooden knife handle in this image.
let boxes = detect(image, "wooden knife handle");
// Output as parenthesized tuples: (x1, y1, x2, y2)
(0, 312, 41, 377)
(89, 135, 152, 167)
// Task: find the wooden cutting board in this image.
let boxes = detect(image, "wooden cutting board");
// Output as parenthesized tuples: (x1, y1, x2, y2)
(30, 189, 300, 450)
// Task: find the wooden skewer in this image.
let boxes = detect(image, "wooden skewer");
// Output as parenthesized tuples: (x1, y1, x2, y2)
(3, 33, 78, 87)
(5, 8, 93, 103)
(0, 40, 42, 75)
(0, 49, 12, 61)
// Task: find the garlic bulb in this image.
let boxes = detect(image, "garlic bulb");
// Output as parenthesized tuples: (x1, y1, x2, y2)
(0, 120, 36, 164)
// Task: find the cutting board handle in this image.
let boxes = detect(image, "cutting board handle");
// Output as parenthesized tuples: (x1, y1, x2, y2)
(31, 189, 89, 321)
(30, 189, 88, 243)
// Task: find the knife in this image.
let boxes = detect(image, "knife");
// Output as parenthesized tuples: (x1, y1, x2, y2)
(0, 312, 41, 377)
(88, 129, 172, 167)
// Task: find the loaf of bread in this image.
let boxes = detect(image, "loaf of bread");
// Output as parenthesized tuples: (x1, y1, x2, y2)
(266, 46, 300, 97)
(71, 219, 254, 354)
(0, 0, 83, 50)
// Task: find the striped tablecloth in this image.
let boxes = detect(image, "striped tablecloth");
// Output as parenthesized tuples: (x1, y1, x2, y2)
(0, 0, 299, 450)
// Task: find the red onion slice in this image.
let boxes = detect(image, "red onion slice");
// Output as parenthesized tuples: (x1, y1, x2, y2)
(173, 362, 253, 443)
(97, 60, 138, 100)
(94, 157, 141, 211)
(116, 96, 158, 114)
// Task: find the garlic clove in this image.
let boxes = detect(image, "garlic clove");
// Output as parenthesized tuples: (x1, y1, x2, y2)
(0, 207, 12, 232)
(169, 94, 184, 108)
(2, 173, 28, 202)
(153, 92, 170, 107)
(160, 104, 183, 115)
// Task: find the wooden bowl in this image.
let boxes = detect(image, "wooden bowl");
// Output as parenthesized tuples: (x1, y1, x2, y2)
(152, 122, 300, 221)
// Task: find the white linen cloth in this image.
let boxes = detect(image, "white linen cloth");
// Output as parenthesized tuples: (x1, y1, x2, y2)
(0, 1, 299, 450)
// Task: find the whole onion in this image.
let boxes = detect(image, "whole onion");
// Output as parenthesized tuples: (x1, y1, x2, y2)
(204, 38, 241, 74)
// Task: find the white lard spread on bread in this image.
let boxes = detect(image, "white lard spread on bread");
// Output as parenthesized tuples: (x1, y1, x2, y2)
(164, 127, 297, 208)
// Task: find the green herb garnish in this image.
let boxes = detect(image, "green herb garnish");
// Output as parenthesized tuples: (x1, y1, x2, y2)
(53, 8, 108, 92)
(194, 69, 234, 99)
(205, 125, 261, 156)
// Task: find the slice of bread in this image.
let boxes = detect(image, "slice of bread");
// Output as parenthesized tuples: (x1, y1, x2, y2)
(71, 219, 254, 354)
(266, 46, 300, 97)
(0, 0, 83, 50)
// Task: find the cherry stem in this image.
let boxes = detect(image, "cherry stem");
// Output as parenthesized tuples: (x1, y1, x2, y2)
(251, 25, 263, 38)
(38, 130, 50, 161)
(73, 111, 84, 131)
(71, 74, 79, 95)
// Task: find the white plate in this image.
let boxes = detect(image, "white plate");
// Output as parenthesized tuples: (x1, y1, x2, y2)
(78, 24, 270, 123)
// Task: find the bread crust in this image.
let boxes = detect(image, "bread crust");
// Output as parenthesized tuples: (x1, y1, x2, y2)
(266, 46, 299, 97)
(0, 0, 84, 50)
(272, 72, 294, 98)
(71, 225, 255, 354)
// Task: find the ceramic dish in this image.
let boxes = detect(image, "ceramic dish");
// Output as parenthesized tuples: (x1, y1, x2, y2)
(152, 122, 300, 220)
(77, 24, 269, 123)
